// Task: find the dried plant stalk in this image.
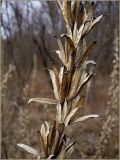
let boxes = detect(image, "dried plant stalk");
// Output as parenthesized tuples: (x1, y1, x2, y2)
(94, 30, 119, 159)
(17, 1, 103, 159)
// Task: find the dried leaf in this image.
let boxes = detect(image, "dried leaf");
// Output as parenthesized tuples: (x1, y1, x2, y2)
(72, 1, 86, 28)
(40, 122, 49, 155)
(87, 2, 94, 22)
(65, 21, 73, 37)
(17, 144, 38, 156)
(73, 22, 78, 44)
(66, 54, 72, 71)
(83, 60, 96, 67)
(48, 120, 56, 150)
(70, 99, 84, 122)
(66, 145, 74, 157)
(56, 1, 72, 37)
(47, 154, 54, 159)
(56, 1, 62, 10)
(75, 1, 82, 29)
(83, 6, 88, 23)
(72, 73, 94, 100)
(59, 71, 68, 103)
(64, 107, 78, 127)
(64, 1, 72, 29)
(57, 122, 65, 134)
(68, 68, 81, 100)
(52, 64, 59, 81)
(55, 50, 65, 66)
(56, 142, 66, 159)
(56, 134, 66, 157)
(75, 39, 84, 63)
(76, 2, 88, 29)
(92, 15, 104, 27)
(71, 1, 76, 27)
(49, 70, 60, 101)
(75, 23, 85, 47)
(77, 41, 97, 68)
(56, 38, 66, 65)
(70, 49, 76, 73)
(82, 20, 91, 37)
(73, 114, 99, 123)
(55, 138, 64, 157)
(61, 34, 75, 51)
(59, 67, 64, 84)
(83, 2, 94, 36)
(45, 121, 50, 136)
(79, 73, 93, 90)
(37, 131, 46, 157)
(41, 124, 46, 137)
(62, 99, 68, 121)
(51, 130, 59, 154)
(82, 14, 104, 37)
(40, 124, 48, 148)
(73, 95, 85, 109)
(56, 104, 62, 123)
(66, 141, 75, 153)
(64, 40, 69, 62)
(28, 98, 57, 105)
(83, 15, 104, 38)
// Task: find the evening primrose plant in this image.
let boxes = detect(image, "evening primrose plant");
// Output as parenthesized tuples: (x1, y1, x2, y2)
(17, 1, 103, 159)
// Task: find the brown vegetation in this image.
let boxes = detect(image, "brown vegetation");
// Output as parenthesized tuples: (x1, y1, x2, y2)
(1, 1, 119, 159)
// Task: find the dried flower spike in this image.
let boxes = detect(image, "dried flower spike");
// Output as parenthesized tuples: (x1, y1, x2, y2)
(17, 1, 103, 159)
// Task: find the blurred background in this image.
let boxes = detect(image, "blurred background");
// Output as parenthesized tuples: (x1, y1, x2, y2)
(1, 0, 119, 159)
